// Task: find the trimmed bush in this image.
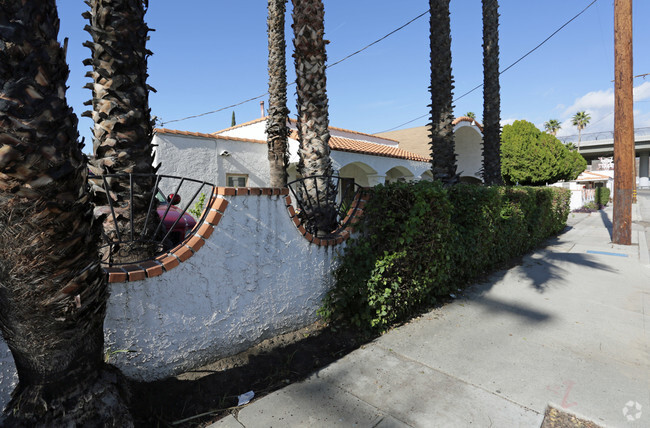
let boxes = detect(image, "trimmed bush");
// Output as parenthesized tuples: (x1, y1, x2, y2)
(500, 120, 586, 185)
(595, 187, 610, 206)
(321, 182, 570, 333)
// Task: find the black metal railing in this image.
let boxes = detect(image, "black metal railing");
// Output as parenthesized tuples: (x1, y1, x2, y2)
(287, 175, 362, 237)
(89, 173, 216, 267)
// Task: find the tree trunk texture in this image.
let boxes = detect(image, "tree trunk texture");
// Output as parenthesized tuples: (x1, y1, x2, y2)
(0, 1, 132, 425)
(266, 0, 290, 188)
(481, 0, 503, 185)
(292, 0, 337, 235)
(83, 0, 159, 264)
(429, 0, 458, 186)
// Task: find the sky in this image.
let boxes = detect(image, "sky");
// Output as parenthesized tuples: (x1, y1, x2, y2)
(54, 0, 650, 153)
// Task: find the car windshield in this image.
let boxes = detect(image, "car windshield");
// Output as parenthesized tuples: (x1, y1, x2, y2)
(155, 190, 167, 204)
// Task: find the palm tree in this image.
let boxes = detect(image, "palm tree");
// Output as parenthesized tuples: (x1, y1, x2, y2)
(429, 0, 458, 186)
(266, 0, 290, 188)
(292, 0, 337, 235)
(481, 0, 503, 185)
(544, 119, 561, 136)
(572, 111, 591, 151)
(0, 1, 131, 424)
(83, 0, 159, 262)
(465, 112, 476, 119)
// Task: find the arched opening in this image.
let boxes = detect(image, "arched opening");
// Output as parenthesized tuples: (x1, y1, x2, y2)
(454, 125, 483, 182)
(339, 162, 377, 188)
(420, 170, 434, 181)
(385, 166, 415, 183)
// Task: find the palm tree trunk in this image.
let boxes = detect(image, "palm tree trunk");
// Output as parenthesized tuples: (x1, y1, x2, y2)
(578, 129, 582, 151)
(292, 0, 337, 235)
(266, 0, 290, 188)
(83, 0, 159, 263)
(0, 1, 131, 425)
(429, 0, 458, 186)
(481, 0, 503, 185)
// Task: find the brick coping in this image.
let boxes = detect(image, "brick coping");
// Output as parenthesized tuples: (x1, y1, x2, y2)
(103, 187, 368, 283)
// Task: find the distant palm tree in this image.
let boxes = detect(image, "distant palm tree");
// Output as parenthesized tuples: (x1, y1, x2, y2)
(429, 0, 458, 186)
(84, 0, 159, 263)
(481, 0, 503, 185)
(572, 111, 591, 151)
(0, 1, 131, 424)
(266, 0, 290, 188)
(544, 119, 561, 136)
(292, 0, 337, 235)
(465, 112, 476, 119)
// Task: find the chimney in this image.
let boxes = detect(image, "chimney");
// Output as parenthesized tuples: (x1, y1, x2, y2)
(260, 101, 265, 118)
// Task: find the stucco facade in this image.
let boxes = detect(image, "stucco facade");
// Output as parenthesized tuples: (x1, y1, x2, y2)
(376, 117, 485, 182)
(0, 190, 353, 408)
(154, 118, 432, 189)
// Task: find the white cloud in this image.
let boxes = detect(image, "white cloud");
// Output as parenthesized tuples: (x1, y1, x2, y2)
(633, 81, 650, 101)
(555, 81, 650, 137)
(500, 118, 517, 127)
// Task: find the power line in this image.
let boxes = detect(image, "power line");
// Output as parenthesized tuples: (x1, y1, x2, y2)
(376, 0, 600, 134)
(162, 9, 430, 126)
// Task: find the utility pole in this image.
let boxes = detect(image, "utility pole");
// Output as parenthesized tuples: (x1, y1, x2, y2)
(613, 0, 634, 245)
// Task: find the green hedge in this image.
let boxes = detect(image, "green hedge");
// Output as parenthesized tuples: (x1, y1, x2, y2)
(595, 187, 610, 206)
(320, 182, 570, 333)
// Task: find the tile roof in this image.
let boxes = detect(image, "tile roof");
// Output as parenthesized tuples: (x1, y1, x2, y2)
(155, 128, 265, 144)
(329, 136, 428, 162)
(158, 126, 428, 162)
(288, 130, 427, 162)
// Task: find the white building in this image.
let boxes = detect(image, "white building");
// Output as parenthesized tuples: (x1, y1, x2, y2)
(153, 117, 433, 189)
(376, 116, 485, 183)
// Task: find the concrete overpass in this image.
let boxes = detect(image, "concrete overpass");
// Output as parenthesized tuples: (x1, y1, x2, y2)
(558, 127, 650, 181)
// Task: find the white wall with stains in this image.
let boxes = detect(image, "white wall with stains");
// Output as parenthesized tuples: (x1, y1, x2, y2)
(0, 192, 341, 409)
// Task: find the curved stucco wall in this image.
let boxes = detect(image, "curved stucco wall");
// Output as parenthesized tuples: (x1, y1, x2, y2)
(104, 193, 338, 381)
(0, 192, 342, 409)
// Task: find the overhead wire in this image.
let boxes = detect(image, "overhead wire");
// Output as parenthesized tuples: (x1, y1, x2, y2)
(376, 0, 600, 134)
(161, 9, 430, 126)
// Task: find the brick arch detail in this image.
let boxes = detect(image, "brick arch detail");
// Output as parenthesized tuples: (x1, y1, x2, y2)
(103, 187, 369, 283)
(283, 190, 369, 246)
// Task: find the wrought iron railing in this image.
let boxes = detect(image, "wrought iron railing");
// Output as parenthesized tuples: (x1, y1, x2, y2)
(287, 175, 362, 237)
(89, 173, 216, 267)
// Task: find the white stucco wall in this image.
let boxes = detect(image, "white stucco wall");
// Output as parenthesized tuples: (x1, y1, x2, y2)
(0, 193, 342, 408)
(454, 124, 483, 180)
(218, 120, 268, 141)
(153, 133, 270, 188)
(155, 131, 430, 189)
(104, 193, 338, 381)
(331, 150, 429, 184)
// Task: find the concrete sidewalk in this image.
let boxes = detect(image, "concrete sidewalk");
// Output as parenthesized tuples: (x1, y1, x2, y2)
(213, 198, 650, 428)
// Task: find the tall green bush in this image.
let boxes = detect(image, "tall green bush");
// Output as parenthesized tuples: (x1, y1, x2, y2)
(595, 187, 610, 206)
(501, 120, 586, 185)
(321, 182, 570, 333)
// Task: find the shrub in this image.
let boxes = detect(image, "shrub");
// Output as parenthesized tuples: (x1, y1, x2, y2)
(595, 187, 610, 206)
(500, 120, 586, 185)
(321, 182, 570, 333)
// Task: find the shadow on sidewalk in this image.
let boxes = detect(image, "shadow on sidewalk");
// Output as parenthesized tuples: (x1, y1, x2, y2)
(599, 209, 613, 240)
(470, 294, 552, 323)
(521, 250, 616, 294)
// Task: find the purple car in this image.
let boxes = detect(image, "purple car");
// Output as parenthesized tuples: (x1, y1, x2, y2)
(155, 190, 197, 247)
